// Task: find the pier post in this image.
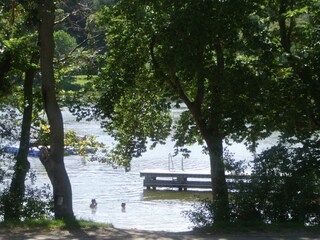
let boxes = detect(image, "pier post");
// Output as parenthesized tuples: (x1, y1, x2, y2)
(177, 176, 187, 191)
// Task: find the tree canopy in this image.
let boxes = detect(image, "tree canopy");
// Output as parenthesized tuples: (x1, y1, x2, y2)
(94, 0, 320, 223)
(95, 0, 268, 222)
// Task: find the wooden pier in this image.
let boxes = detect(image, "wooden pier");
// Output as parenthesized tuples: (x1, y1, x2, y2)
(140, 169, 250, 191)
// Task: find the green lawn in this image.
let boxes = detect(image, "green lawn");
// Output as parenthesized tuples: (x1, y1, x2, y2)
(0, 219, 112, 229)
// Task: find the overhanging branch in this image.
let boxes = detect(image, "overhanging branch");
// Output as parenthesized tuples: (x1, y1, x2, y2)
(149, 35, 192, 107)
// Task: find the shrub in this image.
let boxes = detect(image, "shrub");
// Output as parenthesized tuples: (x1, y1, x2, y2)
(0, 167, 54, 222)
(251, 138, 320, 225)
(183, 198, 215, 228)
(0, 184, 54, 221)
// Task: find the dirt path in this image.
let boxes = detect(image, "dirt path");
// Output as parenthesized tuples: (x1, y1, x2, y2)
(0, 227, 319, 240)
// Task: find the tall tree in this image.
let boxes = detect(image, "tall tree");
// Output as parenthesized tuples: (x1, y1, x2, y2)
(38, 0, 75, 221)
(4, 51, 39, 221)
(0, 1, 40, 220)
(266, 0, 320, 138)
(95, 0, 268, 223)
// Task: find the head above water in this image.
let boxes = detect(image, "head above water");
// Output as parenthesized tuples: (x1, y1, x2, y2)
(90, 199, 98, 209)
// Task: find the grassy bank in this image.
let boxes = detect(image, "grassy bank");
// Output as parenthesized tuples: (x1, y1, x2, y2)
(58, 75, 97, 91)
(0, 219, 112, 229)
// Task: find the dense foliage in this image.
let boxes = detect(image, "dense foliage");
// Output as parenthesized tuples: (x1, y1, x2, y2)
(250, 138, 320, 225)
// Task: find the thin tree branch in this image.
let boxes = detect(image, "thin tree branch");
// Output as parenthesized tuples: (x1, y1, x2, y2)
(54, 9, 81, 25)
(56, 32, 104, 63)
(149, 35, 192, 107)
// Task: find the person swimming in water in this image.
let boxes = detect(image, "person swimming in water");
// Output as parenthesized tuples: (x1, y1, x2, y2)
(90, 199, 97, 209)
(121, 202, 126, 212)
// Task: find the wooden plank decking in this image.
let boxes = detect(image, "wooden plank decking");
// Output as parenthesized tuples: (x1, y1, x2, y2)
(140, 169, 250, 191)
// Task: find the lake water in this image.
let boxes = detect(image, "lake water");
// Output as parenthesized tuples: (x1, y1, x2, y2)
(28, 110, 278, 232)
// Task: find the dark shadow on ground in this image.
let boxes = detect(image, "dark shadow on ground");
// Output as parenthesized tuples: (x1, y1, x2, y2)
(0, 227, 319, 240)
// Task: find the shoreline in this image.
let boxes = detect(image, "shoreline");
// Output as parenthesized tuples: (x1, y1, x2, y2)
(0, 226, 319, 240)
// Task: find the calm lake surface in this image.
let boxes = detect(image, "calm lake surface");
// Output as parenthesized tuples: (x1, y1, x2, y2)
(29, 110, 277, 232)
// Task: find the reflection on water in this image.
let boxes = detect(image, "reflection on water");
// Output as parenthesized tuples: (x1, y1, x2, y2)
(26, 110, 278, 232)
(142, 190, 212, 201)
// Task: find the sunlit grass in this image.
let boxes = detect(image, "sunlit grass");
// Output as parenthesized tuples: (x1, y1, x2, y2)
(74, 75, 97, 85)
(0, 218, 112, 229)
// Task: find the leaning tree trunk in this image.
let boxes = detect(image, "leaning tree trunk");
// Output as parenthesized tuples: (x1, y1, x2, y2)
(3, 52, 38, 221)
(150, 30, 230, 224)
(38, 0, 75, 221)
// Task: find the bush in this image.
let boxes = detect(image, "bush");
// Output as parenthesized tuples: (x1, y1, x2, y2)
(251, 138, 320, 225)
(183, 199, 215, 228)
(21, 184, 54, 220)
(0, 184, 54, 221)
(0, 167, 54, 222)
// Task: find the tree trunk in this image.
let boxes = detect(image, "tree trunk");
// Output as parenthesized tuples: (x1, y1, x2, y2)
(151, 28, 230, 224)
(197, 39, 230, 223)
(189, 104, 229, 223)
(38, 0, 75, 221)
(206, 133, 229, 223)
(3, 52, 37, 221)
